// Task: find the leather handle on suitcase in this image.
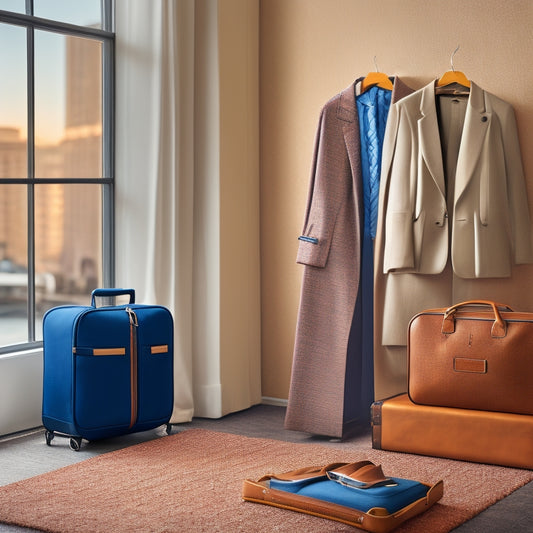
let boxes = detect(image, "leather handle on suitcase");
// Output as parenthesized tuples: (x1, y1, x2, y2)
(442, 300, 513, 337)
(91, 288, 135, 307)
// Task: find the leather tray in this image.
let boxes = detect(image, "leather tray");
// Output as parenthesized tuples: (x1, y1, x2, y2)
(243, 460, 443, 532)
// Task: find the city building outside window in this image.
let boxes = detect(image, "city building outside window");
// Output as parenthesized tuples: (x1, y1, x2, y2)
(0, 1, 114, 352)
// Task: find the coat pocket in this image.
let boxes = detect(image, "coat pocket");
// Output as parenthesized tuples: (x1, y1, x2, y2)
(384, 211, 416, 272)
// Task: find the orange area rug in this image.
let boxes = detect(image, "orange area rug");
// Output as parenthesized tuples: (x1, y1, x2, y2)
(0, 428, 532, 532)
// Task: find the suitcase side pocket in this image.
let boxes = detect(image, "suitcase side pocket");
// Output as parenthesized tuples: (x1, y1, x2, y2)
(136, 342, 173, 424)
(130, 307, 174, 427)
(74, 347, 132, 432)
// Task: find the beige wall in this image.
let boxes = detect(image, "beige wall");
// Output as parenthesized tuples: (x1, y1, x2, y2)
(218, 0, 262, 414)
(260, 0, 533, 400)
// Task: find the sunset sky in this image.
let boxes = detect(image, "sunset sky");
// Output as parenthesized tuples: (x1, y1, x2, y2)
(0, 1, 101, 144)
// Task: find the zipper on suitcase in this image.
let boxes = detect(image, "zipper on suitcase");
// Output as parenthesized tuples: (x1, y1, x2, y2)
(126, 307, 138, 428)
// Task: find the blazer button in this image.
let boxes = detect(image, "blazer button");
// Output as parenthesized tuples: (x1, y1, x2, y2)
(481, 116, 488, 122)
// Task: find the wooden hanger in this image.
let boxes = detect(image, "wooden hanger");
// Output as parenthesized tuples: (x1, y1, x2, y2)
(435, 45, 470, 96)
(361, 56, 393, 93)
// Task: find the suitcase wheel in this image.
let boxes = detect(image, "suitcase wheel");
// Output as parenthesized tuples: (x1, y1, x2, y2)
(69, 437, 82, 452)
(166, 423, 172, 435)
(45, 430, 54, 446)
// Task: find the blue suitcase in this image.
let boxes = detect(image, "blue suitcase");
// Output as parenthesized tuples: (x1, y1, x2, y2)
(42, 288, 174, 450)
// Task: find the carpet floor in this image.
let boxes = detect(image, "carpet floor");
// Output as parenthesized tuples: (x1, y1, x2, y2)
(0, 405, 532, 532)
(0, 421, 531, 532)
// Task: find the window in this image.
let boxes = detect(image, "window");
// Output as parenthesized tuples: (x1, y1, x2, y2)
(0, 2, 114, 352)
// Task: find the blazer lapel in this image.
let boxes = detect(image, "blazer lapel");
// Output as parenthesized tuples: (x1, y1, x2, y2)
(454, 81, 491, 204)
(418, 81, 446, 200)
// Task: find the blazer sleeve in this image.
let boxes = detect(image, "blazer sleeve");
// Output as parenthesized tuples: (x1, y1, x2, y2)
(296, 103, 349, 268)
(380, 102, 417, 272)
(501, 105, 533, 264)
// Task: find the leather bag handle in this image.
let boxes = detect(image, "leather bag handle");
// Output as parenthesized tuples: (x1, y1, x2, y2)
(442, 300, 513, 338)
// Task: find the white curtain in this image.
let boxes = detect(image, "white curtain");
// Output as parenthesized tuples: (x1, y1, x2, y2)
(114, 0, 261, 422)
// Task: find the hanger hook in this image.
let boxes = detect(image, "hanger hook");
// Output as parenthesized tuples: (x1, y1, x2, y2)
(450, 45, 460, 72)
(373, 55, 380, 72)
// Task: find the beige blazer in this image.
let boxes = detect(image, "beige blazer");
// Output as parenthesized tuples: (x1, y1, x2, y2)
(381, 80, 533, 278)
(373, 80, 533, 401)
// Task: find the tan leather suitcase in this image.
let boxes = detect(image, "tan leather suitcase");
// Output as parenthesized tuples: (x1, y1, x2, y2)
(371, 394, 533, 469)
(407, 300, 533, 415)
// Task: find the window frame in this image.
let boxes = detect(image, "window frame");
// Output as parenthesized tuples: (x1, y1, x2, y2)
(0, 3, 115, 354)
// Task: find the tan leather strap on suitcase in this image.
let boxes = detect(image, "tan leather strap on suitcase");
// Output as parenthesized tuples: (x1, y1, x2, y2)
(261, 461, 392, 489)
(260, 462, 346, 482)
(327, 462, 393, 489)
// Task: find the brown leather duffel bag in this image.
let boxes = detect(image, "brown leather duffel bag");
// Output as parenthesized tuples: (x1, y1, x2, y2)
(408, 300, 533, 415)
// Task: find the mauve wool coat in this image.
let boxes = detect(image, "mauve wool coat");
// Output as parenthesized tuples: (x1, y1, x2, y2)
(285, 78, 413, 437)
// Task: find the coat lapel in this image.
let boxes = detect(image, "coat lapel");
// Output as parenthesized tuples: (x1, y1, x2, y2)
(391, 76, 413, 103)
(454, 81, 491, 203)
(337, 81, 361, 183)
(418, 81, 446, 199)
(338, 76, 412, 187)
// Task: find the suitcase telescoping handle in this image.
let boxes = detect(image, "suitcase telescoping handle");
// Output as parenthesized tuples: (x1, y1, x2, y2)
(442, 300, 513, 338)
(91, 288, 135, 307)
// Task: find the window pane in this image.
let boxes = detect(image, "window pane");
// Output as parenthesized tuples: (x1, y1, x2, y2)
(35, 31, 103, 179)
(0, 1, 25, 14)
(0, 185, 28, 347)
(0, 1, 112, 354)
(33, 0, 103, 29)
(0, 23, 27, 178)
(34, 184, 103, 341)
